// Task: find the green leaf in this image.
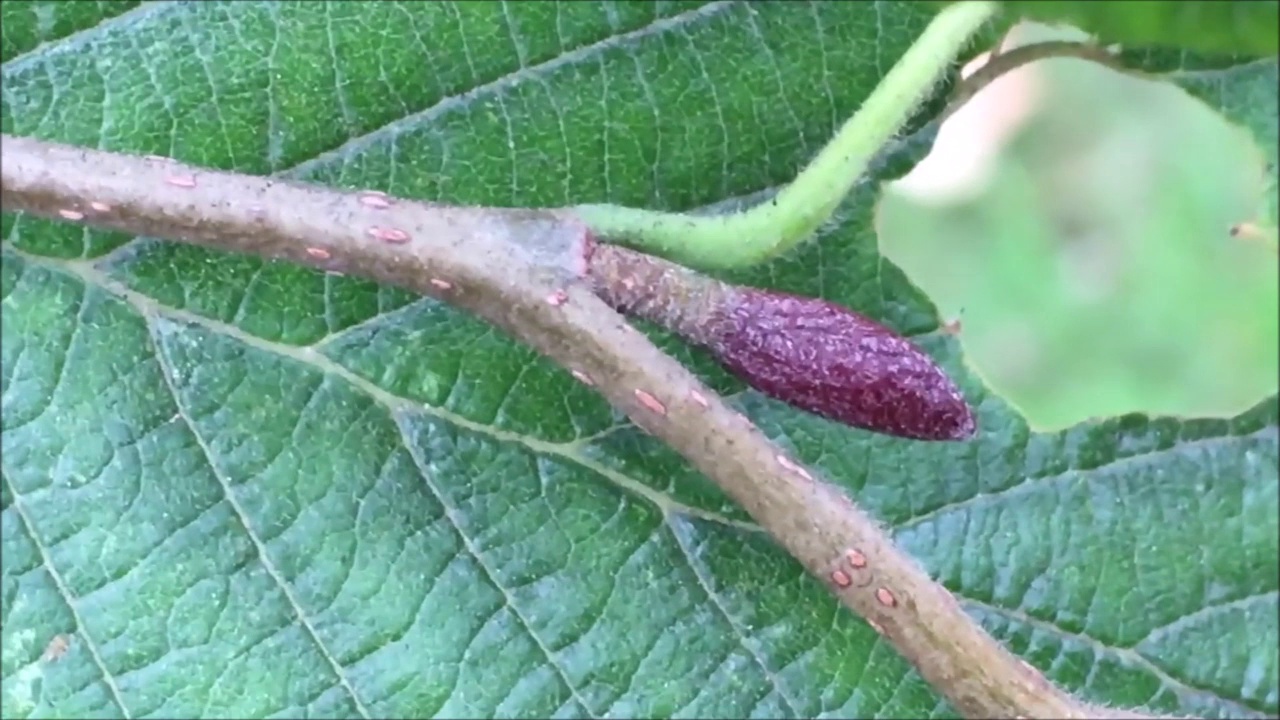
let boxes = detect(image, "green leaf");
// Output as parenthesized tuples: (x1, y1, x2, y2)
(3, 3, 1276, 719)
(996, 0, 1280, 58)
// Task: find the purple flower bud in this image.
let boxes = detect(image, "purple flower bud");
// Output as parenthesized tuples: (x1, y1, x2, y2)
(707, 289, 976, 441)
(585, 243, 975, 441)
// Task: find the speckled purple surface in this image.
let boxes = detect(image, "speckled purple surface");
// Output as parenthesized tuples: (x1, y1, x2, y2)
(709, 289, 976, 441)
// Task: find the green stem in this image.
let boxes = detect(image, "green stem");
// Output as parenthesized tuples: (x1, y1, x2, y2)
(572, 0, 999, 271)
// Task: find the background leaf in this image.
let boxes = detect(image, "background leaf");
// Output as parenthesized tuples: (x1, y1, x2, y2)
(3, 2, 1276, 719)
(994, 0, 1280, 58)
(1156, 54, 1279, 230)
(877, 22, 1279, 430)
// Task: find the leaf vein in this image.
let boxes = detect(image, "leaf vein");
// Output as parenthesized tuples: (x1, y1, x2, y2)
(667, 514, 803, 717)
(1135, 589, 1280, 647)
(392, 409, 599, 718)
(146, 318, 375, 720)
(0, 480, 133, 718)
(963, 596, 1270, 716)
(896, 429, 1278, 533)
(286, 0, 738, 181)
(0, 1, 172, 73)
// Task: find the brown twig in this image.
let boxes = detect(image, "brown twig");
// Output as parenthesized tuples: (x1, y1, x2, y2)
(1, 133, 1173, 720)
(942, 39, 1132, 124)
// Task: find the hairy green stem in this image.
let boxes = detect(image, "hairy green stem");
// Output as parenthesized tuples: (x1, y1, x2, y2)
(571, 0, 998, 271)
